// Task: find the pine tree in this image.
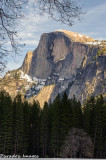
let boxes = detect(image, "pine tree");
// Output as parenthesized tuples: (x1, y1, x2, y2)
(93, 95, 105, 158)
(59, 93, 73, 150)
(23, 100, 31, 154)
(83, 96, 95, 134)
(0, 90, 13, 155)
(13, 94, 24, 155)
(83, 95, 106, 158)
(50, 94, 61, 157)
(71, 95, 82, 128)
(40, 102, 50, 157)
(29, 100, 41, 155)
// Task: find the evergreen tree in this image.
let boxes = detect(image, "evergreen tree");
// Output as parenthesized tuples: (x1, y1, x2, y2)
(29, 100, 40, 155)
(23, 100, 31, 154)
(50, 94, 61, 157)
(12, 94, 24, 155)
(59, 93, 73, 150)
(93, 95, 105, 158)
(83, 96, 96, 134)
(71, 95, 82, 128)
(0, 90, 13, 155)
(40, 102, 50, 157)
(83, 95, 106, 158)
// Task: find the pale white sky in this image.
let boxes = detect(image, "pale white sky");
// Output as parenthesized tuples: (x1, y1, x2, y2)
(6, 0, 106, 72)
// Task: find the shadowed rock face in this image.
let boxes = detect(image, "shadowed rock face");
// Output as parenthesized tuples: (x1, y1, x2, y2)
(1, 30, 105, 107)
(21, 31, 92, 79)
(21, 32, 72, 79)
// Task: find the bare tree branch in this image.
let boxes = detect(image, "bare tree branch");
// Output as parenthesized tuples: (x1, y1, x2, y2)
(0, 0, 27, 73)
(0, 0, 84, 74)
(60, 128, 93, 158)
(33, 0, 84, 25)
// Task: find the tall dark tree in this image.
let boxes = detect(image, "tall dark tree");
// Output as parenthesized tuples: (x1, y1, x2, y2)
(29, 100, 41, 155)
(71, 95, 82, 128)
(59, 93, 73, 147)
(83, 95, 106, 158)
(40, 102, 50, 157)
(0, 90, 13, 155)
(23, 100, 31, 154)
(93, 95, 106, 158)
(12, 94, 24, 155)
(83, 96, 96, 135)
(50, 94, 61, 157)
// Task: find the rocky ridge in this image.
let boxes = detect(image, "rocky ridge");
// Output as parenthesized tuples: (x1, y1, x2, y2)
(0, 69, 34, 98)
(55, 30, 95, 43)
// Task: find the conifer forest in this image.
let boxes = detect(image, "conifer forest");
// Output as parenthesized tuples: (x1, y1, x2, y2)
(0, 90, 106, 158)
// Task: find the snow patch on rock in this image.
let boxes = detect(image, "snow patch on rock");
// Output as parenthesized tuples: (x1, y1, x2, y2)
(79, 34, 83, 37)
(55, 29, 63, 32)
(19, 70, 33, 82)
(74, 34, 77, 37)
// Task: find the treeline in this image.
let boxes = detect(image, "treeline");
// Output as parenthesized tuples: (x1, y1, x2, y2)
(0, 90, 106, 158)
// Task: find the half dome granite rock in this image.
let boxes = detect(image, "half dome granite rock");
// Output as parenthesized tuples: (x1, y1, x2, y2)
(1, 30, 106, 107)
(21, 30, 95, 79)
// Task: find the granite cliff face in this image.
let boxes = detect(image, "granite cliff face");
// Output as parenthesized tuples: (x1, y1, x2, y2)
(21, 30, 106, 105)
(21, 30, 95, 80)
(21, 31, 72, 78)
(1, 30, 106, 107)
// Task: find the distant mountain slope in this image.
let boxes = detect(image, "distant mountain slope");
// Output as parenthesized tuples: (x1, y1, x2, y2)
(0, 30, 106, 107)
(0, 69, 34, 98)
